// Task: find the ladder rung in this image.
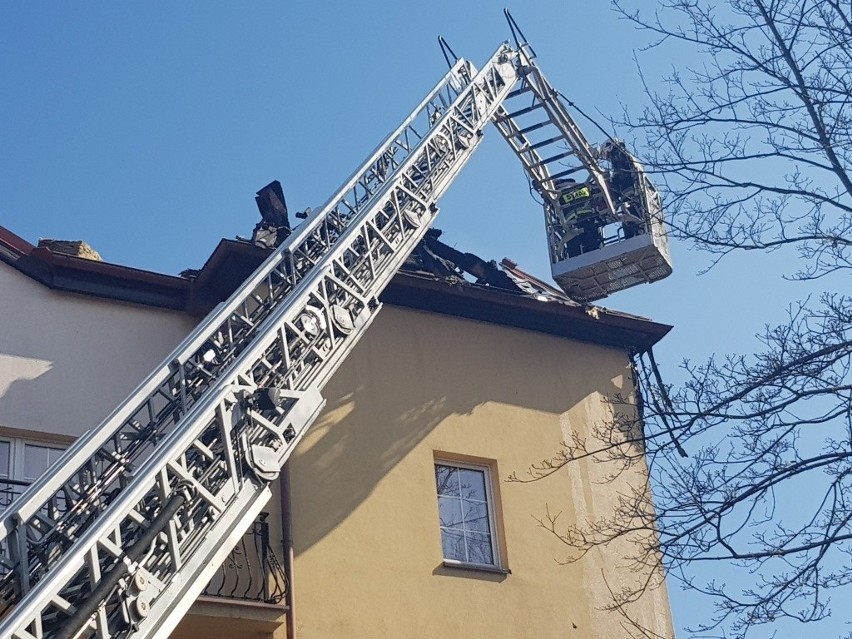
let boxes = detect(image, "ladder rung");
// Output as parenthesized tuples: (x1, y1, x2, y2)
(533, 150, 576, 168)
(549, 166, 586, 181)
(530, 135, 565, 151)
(517, 121, 549, 135)
(497, 102, 544, 121)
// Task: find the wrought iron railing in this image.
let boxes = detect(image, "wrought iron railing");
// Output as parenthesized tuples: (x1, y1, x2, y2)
(0, 479, 28, 514)
(202, 512, 288, 605)
(0, 481, 287, 605)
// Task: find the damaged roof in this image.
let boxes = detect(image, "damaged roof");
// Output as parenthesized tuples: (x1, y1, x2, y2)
(0, 224, 671, 352)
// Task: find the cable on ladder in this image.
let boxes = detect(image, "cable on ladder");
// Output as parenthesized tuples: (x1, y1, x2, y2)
(438, 36, 459, 68)
(504, 9, 537, 59)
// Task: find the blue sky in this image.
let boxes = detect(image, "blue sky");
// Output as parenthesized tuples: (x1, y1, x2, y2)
(1, 3, 834, 636)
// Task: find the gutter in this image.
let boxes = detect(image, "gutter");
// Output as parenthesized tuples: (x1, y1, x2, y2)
(0, 226, 189, 310)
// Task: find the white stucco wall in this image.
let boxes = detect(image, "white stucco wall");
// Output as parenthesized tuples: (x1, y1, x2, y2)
(0, 263, 197, 437)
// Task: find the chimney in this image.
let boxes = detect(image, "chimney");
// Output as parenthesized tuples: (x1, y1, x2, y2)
(37, 239, 103, 261)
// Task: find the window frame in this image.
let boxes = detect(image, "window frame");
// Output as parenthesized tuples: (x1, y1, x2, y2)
(0, 436, 68, 512)
(434, 458, 502, 571)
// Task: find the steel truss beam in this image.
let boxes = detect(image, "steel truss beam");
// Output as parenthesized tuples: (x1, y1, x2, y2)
(0, 45, 519, 639)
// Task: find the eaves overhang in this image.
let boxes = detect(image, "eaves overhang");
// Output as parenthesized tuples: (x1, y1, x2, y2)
(381, 271, 671, 352)
(0, 226, 189, 309)
(0, 226, 671, 352)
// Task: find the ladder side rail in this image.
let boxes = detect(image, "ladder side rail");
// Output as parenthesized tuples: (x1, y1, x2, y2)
(518, 59, 617, 217)
(492, 97, 591, 200)
(489, 107, 586, 265)
(489, 93, 586, 267)
(0, 45, 521, 639)
(490, 52, 620, 266)
(515, 50, 604, 186)
(490, 103, 551, 188)
(0, 59, 477, 609)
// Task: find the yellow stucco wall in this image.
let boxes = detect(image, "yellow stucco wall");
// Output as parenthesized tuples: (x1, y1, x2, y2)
(289, 306, 673, 638)
(1, 252, 671, 637)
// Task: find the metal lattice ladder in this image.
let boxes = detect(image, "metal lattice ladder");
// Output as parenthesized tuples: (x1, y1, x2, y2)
(492, 11, 672, 302)
(0, 46, 520, 639)
(0, 24, 671, 639)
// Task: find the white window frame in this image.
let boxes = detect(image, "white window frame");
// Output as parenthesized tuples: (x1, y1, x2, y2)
(0, 436, 67, 511)
(434, 459, 502, 570)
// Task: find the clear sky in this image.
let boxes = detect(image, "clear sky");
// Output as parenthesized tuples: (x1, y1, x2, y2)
(0, 3, 834, 637)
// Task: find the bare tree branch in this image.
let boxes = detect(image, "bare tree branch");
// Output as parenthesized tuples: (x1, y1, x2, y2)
(517, 2, 852, 637)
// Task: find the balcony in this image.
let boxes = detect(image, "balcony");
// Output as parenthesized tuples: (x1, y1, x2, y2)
(0, 478, 27, 513)
(0, 480, 287, 609)
(202, 512, 288, 604)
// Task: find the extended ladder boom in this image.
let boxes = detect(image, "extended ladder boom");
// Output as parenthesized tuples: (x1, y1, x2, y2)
(0, 28, 670, 639)
(0, 46, 519, 639)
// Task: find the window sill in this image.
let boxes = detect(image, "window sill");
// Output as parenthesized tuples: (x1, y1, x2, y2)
(442, 560, 511, 575)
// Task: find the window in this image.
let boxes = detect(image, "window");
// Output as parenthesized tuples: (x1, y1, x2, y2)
(434, 461, 500, 567)
(0, 437, 66, 513)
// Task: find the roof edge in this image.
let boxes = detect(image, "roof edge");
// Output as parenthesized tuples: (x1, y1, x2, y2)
(0, 225, 671, 350)
(382, 271, 671, 352)
(0, 226, 189, 310)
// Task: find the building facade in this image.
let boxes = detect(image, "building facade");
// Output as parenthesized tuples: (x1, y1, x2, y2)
(0, 226, 674, 638)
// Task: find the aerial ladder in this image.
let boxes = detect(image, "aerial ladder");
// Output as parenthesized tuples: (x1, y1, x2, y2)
(0, 17, 671, 639)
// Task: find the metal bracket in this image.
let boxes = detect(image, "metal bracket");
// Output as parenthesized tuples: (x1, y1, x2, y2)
(248, 445, 280, 482)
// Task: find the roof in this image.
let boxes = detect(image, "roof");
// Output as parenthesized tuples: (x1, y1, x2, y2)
(0, 226, 190, 309)
(0, 225, 671, 352)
